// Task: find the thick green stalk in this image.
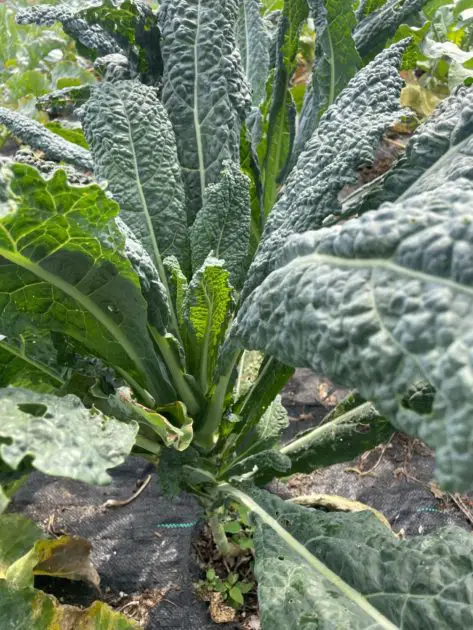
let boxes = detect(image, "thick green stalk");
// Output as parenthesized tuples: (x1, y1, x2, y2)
(195, 349, 241, 451)
(152, 332, 200, 416)
(135, 435, 162, 456)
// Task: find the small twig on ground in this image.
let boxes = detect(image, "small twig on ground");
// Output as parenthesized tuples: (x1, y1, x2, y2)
(345, 437, 393, 477)
(46, 513, 67, 538)
(449, 493, 473, 528)
(102, 474, 152, 509)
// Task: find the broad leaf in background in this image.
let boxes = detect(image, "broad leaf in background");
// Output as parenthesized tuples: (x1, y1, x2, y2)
(17, 0, 161, 84)
(81, 80, 191, 278)
(82, 0, 162, 83)
(237, 0, 271, 106)
(236, 130, 473, 491)
(183, 257, 233, 393)
(16, 3, 123, 61)
(0, 107, 92, 170)
(190, 161, 251, 291)
(159, 0, 251, 221)
(341, 85, 473, 219)
(242, 40, 409, 300)
(258, 0, 308, 215)
(293, 0, 361, 160)
(354, 0, 430, 59)
(247, 490, 473, 629)
(0, 388, 137, 484)
(0, 163, 175, 403)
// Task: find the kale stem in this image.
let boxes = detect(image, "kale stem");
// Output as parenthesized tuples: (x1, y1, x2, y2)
(152, 332, 200, 416)
(208, 510, 232, 556)
(135, 435, 162, 456)
(195, 349, 241, 451)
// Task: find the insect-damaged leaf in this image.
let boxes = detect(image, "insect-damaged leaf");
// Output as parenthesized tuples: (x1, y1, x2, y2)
(0, 388, 137, 485)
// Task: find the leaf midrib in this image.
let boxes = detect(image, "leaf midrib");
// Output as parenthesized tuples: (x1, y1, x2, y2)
(0, 338, 65, 387)
(193, 0, 206, 208)
(289, 252, 473, 297)
(0, 246, 151, 391)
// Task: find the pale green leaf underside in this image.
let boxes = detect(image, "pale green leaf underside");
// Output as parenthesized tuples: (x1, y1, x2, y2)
(81, 80, 190, 276)
(236, 132, 473, 490)
(0, 333, 64, 393)
(0, 163, 175, 403)
(183, 256, 232, 389)
(159, 0, 250, 221)
(251, 490, 473, 629)
(0, 388, 138, 485)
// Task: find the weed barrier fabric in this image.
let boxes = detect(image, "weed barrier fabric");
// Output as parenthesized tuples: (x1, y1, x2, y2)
(8, 457, 238, 629)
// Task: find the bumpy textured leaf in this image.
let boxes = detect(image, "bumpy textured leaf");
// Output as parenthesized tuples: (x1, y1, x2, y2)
(82, 80, 190, 277)
(252, 490, 473, 629)
(159, 0, 251, 221)
(36, 85, 92, 118)
(242, 41, 409, 300)
(236, 131, 473, 490)
(342, 85, 473, 218)
(259, 0, 308, 214)
(190, 161, 251, 290)
(17, 0, 161, 83)
(293, 0, 361, 159)
(0, 388, 137, 485)
(0, 333, 64, 393)
(0, 163, 175, 403)
(237, 0, 271, 106)
(183, 257, 233, 391)
(82, 81, 189, 275)
(16, 4, 123, 60)
(354, 0, 429, 59)
(82, 0, 162, 83)
(0, 585, 138, 630)
(117, 219, 170, 336)
(0, 107, 92, 170)
(282, 395, 394, 474)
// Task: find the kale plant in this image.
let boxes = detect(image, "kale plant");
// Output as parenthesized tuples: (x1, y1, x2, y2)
(2, 0, 473, 628)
